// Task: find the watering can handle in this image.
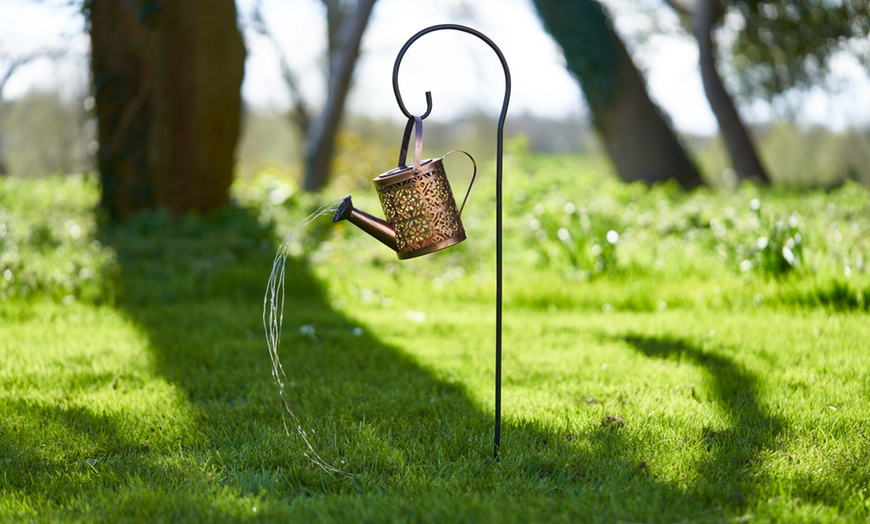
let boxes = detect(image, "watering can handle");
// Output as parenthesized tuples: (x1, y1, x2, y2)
(397, 116, 424, 173)
(397, 116, 476, 215)
(442, 149, 477, 217)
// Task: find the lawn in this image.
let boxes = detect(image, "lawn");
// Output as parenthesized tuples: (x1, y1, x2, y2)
(2, 152, 869, 522)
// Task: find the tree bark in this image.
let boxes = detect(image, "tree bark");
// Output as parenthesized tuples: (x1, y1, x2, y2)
(534, 0, 703, 188)
(88, 0, 245, 219)
(148, 0, 246, 214)
(600, 27, 704, 187)
(89, 0, 154, 218)
(303, 0, 377, 192)
(695, 0, 770, 183)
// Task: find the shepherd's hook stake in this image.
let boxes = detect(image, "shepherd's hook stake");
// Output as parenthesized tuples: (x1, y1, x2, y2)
(391, 24, 511, 459)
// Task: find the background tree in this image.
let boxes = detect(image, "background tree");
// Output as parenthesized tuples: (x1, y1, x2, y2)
(87, 0, 152, 217)
(147, 0, 245, 215)
(663, 0, 870, 184)
(86, 0, 245, 219)
(534, 0, 704, 188)
(726, 0, 869, 102)
(249, 0, 377, 192)
(663, 0, 769, 184)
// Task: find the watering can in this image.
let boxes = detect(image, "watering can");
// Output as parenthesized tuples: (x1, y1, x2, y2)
(333, 116, 476, 259)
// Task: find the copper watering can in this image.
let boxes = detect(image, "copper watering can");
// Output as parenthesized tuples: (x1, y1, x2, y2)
(333, 116, 477, 259)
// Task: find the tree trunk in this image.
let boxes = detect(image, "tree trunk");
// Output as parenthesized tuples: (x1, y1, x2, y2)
(89, 0, 154, 218)
(149, 0, 246, 214)
(695, 0, 770, 183)
(534, 0, 703, 188)
(599, 27, 704, 187)
(88, 0, 245, 219)
(303, 0, 376, 192)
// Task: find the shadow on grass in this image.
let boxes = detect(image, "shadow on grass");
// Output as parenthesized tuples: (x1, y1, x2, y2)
(1, 400, 148, 489)
(91, 206, 504, 506)
(2, 203, 768, 520)
(622, 334, 785, 509)
(3, 191, 800, 519)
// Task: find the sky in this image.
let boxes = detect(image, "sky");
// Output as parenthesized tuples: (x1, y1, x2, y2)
(1, 0, 869, 135)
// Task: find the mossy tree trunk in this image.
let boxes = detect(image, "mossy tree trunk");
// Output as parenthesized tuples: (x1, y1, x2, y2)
(533, 0, 703, 188)
(88, 0, 154, 217)
(88, 0, 245, 219)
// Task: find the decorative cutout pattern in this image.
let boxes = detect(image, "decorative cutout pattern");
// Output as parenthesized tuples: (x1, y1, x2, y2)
(377, 164, 465, 254)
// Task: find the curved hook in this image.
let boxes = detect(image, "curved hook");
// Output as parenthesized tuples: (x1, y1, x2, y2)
(419, 91, 433, 120)
(392, 24, 511, 125)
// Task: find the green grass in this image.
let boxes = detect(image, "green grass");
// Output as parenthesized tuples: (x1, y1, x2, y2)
(2, 152, 870, 522)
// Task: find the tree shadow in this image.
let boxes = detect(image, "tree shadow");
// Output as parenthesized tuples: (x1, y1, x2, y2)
(88, 208, 520, 487)
(0, 396, 225, 521)
(98, 205, 499, 464)
(2, 399, 144, 491)
(622, 334, 786, 509)
(89, 204, 694, 517)
(4, 202, 777, 520)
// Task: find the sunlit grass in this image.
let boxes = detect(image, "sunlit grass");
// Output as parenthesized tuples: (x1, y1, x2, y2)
(2, 154, 870, 522)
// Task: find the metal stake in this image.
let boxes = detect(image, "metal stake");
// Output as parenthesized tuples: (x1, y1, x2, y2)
(391, 24, 511, 458)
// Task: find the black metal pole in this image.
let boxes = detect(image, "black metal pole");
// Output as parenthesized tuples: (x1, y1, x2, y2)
(391, 24, 511, 458)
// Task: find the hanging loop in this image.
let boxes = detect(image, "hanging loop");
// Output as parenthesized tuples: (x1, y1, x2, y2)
(396, 116, 424, 173)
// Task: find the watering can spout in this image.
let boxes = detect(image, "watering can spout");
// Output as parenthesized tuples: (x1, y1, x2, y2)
(332, 195, 398, 252)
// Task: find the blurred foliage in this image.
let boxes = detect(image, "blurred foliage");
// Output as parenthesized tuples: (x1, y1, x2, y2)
(0, 175, 114, 302)
(235, 108, 301, 181)
(728, 0, 870, 101)
(761, 123, 870, 186)
(1, 148, 869, 313)
(240, 107, 870, 190)
(329, 128, 397, 192)
(258, 143, 870, 312)
(0, 90, 93, 177)
(235, 109, 596, 191)
(504, 150, 867, 283)
(1, 85, 866, 190)
(692, 122, 870, 187)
